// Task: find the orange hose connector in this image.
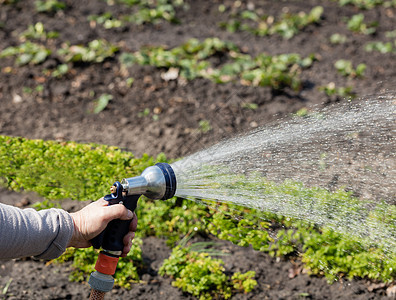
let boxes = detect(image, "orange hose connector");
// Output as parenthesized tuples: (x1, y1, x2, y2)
(95, 252, 119, 275)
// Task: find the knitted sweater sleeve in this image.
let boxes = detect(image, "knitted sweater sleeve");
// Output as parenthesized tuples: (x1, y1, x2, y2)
(0, 203, 74, 260)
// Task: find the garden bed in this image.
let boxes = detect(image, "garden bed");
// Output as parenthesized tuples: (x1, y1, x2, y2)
(0, 0, 395, 299)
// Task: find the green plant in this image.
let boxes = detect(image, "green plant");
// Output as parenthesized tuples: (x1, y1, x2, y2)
(51, 63, 69, 78)
(123, 37, 315, 90)
(231, 271, 257, 293)
(159, 245, 257, 299)
(138, 107, 150, 118)
(0, 0, 19, 4)
(93, 94, 113, 114)
(329, 33, 347, 44)
(346, 13, 377, 34)
(385, 29, 396, 38)
(337, 0, 396, 9)
(319, 82, 356, 98)
(58, 39, 118, 63)
(22, 84, 45, 95)
(100, 0, 185, 25)
(241, 102, 258, 110)
(334, 59, 366, 78)
(88, 13, 123, 29)
(0, 41, 51, 65)
(0, 135, 157, 201)
(127, 0, 185, 24)
(220, 6, 323, 39)
(198, 120, 212, 133)
(295, 107, 309, 118)
(19, 22, 59, 41)
(34, 0, 65, 13)
(365, 41, 394, 53)
(126, 77, 134, 87)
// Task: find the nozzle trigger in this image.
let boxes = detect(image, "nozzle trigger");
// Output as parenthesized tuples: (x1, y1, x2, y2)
(103, 182, 124, 205)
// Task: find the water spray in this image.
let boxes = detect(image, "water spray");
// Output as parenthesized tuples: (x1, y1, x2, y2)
(88, 163, 176, 299)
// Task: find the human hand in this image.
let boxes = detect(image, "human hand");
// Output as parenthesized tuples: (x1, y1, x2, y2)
(68, 198, 138, 257)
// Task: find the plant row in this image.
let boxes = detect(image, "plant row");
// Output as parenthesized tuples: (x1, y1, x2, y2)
(2, 19, 394, 102)
(2, 17, 394, 102)
(120, 37, 315, 90)
(219, 6, 323, 39)
(0, 136, 394, 299)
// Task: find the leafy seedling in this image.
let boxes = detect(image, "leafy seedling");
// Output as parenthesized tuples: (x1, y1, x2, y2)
(58, 39, 118, 63)
(365, 41, 394, 53)
(346, 14, 377, 35)
(0, 41, 51, 65)
(88, 13, 123, 29)
(199, 119, 212, 133)
(330, 33, 347, 44)
(19, 22, 59, 41)
(319, 82, 355, 99)
(93, 94, 113, 114)
(52, 64, 69, 78)
(220, 6, 323, 39)
(34, 0, 65, 13)
(334, 59, 366, 78)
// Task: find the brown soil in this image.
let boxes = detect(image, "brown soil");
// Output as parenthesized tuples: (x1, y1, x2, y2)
(0, 0, 395, 299)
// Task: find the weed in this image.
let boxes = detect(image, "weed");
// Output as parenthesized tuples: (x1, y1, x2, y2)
(124, 37, 314, 90)
(0, 0, 19, 4)
(0, 41, 51, 65)
(346, 14, 377, 35)
(138, 108, 150, 118)
(51, 63, 69, 78)
(330, 33, 347, 44)
(334, 59, 366, 78)
(319, 82, 356, 99)
(198, 120, 212, 133)
(159, 245, 257, 299)
(19, 22, 59, 41)
(365, 41, 394, 53)
(58, 39, 118, 63)
(385, 30, 396, 38)
(34, 0, 66, 13)
(22, 84, 44, 95)
(295, 107, 309, 118)
(88, 13, 123, 29)
(93, 94, 113, 114)
(241, 102, 258, 110)
(219, 6, 323, 39)
(101, 0, 185, 25)
(338, 0, 396, 9)
(232, 271, 257, 293)
(126, 77, 134, 87)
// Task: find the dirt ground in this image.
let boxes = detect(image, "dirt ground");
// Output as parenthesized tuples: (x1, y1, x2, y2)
(0, 0, 395, 299)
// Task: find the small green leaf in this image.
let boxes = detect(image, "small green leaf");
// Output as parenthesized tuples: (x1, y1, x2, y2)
(93, 94, 113, 114)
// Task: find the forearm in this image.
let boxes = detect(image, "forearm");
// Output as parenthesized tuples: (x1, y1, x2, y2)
(0, 203, 74, 260)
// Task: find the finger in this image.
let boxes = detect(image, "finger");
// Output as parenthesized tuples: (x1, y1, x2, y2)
(93, 197, 107, 207)
(123, 231, 135, 246)
(129, 212, 138, 232)
(104, 204, 133, 222)
(121, 232, 135, 257)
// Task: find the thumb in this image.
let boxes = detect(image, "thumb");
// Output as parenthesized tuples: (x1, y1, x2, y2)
(105, 204, 134, 222)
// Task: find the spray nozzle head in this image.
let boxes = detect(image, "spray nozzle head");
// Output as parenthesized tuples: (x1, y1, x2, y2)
(121, 163, 176, 200)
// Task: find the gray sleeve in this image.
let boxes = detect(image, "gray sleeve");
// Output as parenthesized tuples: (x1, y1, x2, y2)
(0, 203, 74, 260)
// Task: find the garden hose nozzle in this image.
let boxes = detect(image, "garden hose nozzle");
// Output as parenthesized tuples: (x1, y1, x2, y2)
(88, 163, 176, 299)
(121, 162, 177, 200)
